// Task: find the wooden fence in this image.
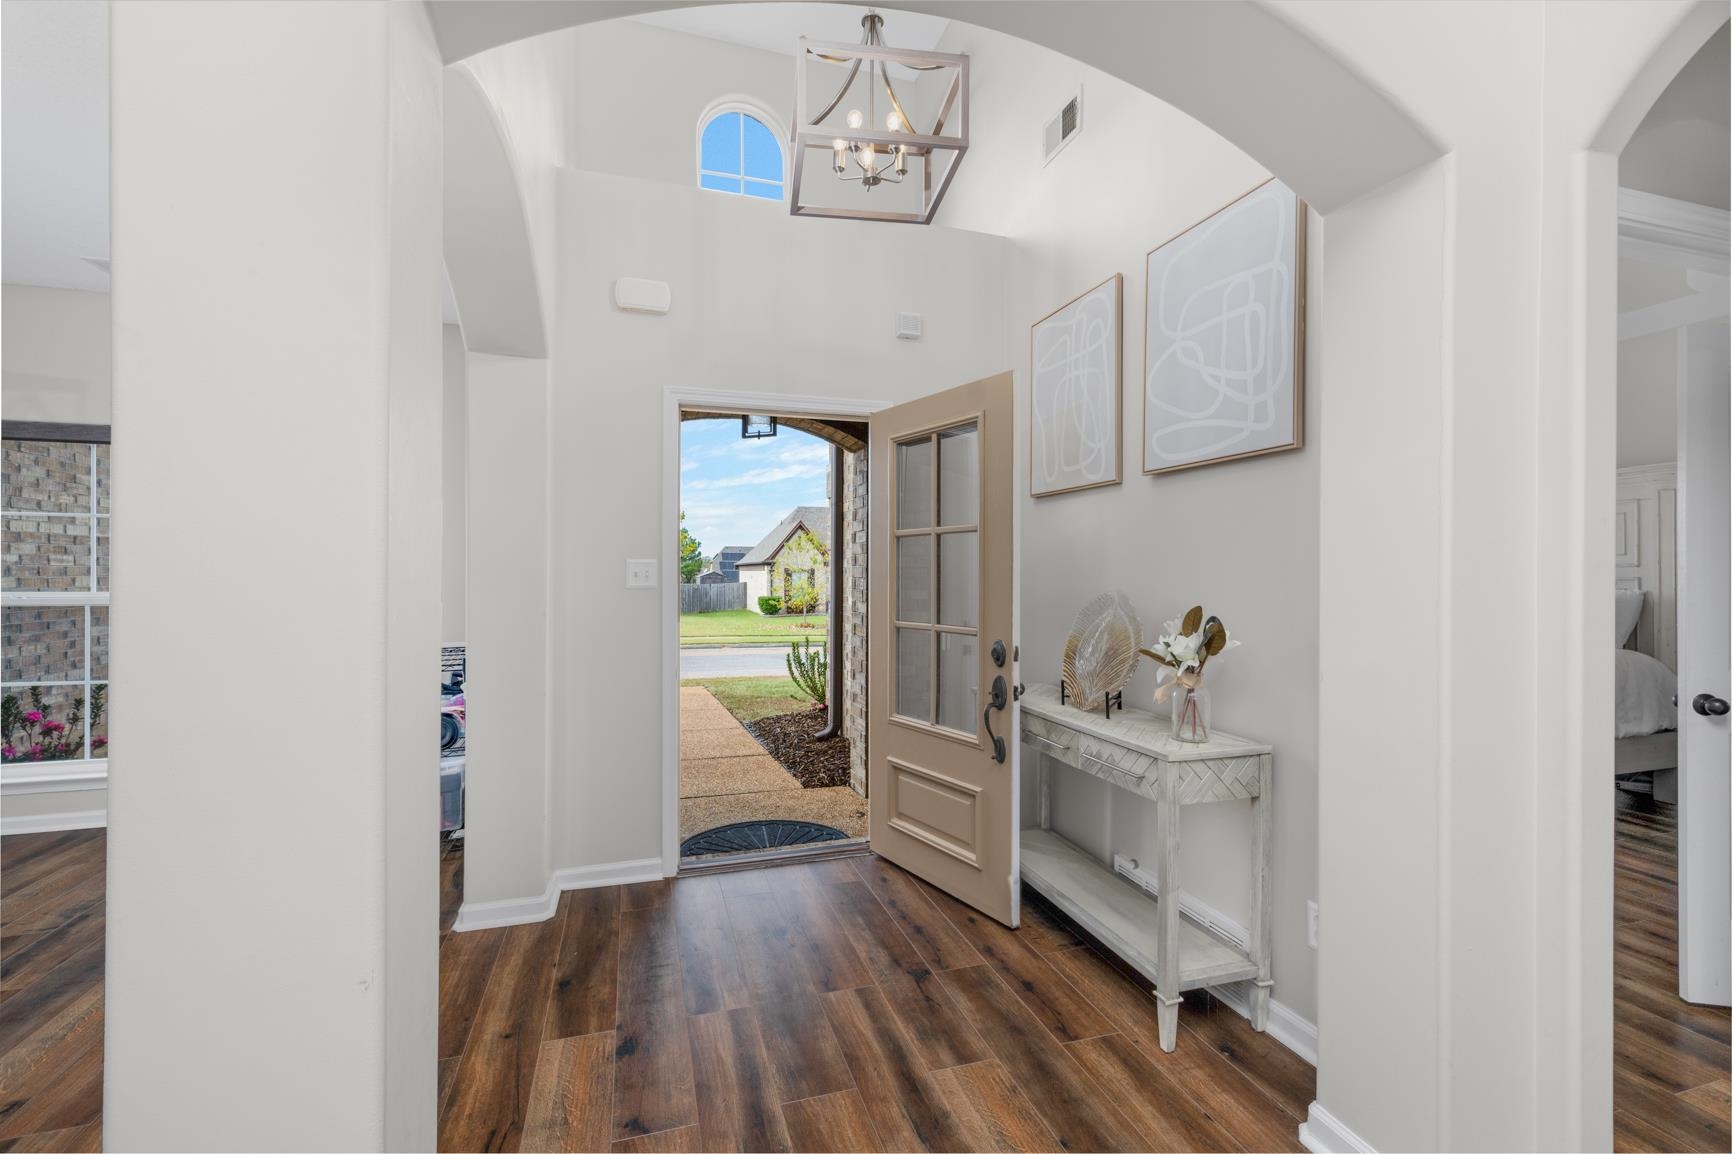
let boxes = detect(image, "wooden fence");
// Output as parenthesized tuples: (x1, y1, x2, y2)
(681, 582, 747, 613)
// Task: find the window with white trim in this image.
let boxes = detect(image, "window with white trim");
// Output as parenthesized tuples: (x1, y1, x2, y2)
(698, 107, 785, 201)
(2, 432, 109, 770)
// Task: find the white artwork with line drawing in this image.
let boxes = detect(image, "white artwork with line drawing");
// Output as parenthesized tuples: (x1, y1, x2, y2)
(1031, 273, 1122, 496)
(1144, 179, 1304, 473)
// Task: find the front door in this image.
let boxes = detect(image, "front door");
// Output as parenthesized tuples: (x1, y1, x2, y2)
(868, 372, 1019, 926)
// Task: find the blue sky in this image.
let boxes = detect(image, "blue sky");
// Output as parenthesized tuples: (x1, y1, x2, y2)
(680, 419, 830, 558)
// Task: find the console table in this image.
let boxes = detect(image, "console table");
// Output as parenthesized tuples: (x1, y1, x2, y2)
(1019, 682, 1273, 1051)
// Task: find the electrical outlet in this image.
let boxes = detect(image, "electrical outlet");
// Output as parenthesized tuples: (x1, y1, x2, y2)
(1307, 900, 1319, 949)
(625, 559, 657, 589)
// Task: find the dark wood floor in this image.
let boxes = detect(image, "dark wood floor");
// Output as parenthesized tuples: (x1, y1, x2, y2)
(1612, 795, 1731, 1153)
(3, 806, 1726, 1152)
(0, 828, 105, 1153)
(436, 848, 1315, 1153)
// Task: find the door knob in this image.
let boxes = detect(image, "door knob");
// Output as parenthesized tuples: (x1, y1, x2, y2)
(1692, 693, 1731, 717)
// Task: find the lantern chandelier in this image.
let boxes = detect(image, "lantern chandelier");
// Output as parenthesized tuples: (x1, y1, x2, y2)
(789, 10, 969, 225)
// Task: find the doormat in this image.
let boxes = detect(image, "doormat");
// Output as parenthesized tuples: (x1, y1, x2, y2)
(680, 819, 849, 857)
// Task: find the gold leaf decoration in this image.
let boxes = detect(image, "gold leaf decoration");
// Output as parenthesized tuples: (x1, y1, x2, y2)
(1062, 592, 1145, 711)
(1181, 605, 1204, 636)
(1202, 616, 1227, 657)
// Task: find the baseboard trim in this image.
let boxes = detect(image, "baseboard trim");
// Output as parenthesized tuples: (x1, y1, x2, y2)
(452, 857, 665, 932)
(553, 857, 665, 890)
(1, 808, 107, 836)
(1210, 979, 1319, 1066)
(1299, 1102, 1377, 1153)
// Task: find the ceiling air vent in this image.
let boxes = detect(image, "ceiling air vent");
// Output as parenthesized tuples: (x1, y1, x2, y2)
(1042, 90, 1083, 166)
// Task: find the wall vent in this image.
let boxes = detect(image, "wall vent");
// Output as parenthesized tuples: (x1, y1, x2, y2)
(1042, 90, 1083, 166)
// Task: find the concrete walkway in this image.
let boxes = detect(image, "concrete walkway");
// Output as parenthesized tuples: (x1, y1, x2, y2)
(677, 686, 865, 844)
(678, 645, 800, 679)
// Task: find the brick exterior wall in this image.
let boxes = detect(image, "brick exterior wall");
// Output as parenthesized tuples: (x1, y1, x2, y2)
(844, 448, 868, 797)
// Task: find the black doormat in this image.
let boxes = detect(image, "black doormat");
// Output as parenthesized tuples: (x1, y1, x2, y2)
(681, 819, 849, 858)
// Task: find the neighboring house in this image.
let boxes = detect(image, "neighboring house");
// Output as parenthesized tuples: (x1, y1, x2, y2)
(708, 545, 750, 582)
(737, 505, 830, 612)
(694, 569, 730, 585)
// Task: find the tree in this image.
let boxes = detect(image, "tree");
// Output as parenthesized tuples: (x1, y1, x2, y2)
(679, 512, 704, 584)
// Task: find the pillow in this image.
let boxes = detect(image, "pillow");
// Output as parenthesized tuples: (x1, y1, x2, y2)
(1615, 589, 1645, 648)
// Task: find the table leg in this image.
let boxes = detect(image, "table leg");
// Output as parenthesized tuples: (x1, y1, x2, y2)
(1153, 771, 1183, 1052)
(1249, 753, 1274, 1031)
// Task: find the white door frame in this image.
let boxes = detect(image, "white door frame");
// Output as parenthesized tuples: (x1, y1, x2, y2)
(660, 386, 887, 876)
(1616, 188, 1731, 1003)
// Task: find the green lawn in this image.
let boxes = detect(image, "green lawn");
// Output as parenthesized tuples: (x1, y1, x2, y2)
(680, 675, 814, 722)
(679, 609, 828, 648)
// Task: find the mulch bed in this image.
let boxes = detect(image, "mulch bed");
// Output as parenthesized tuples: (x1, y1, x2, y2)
(746, 708, 852, 788)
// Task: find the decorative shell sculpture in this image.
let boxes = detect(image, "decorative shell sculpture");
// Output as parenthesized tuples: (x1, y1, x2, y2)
(1061, 592, 1145, 711)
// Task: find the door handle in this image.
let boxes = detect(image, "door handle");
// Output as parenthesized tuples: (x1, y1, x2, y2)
(983, 675, 1008, 763)
(1692, 693, 1731, 718)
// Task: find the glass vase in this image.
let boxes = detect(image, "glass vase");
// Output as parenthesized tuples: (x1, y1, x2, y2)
(1170, 681, 1212, 743)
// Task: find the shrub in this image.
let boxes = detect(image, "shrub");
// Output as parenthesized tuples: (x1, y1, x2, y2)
(787, 636, 827, 709)
(758, 595, 783, 615)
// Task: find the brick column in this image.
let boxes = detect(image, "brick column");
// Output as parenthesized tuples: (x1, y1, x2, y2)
(843, 448, 868, 796)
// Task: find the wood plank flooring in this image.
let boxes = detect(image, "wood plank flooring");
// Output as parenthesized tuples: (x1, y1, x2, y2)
(437, 850, 1314, 1153)
(1612, 796, 1732, 1153)
(2, 802, 1724, 1152)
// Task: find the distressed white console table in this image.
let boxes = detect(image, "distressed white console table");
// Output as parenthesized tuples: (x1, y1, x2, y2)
(1019, 682, 1273, 1051)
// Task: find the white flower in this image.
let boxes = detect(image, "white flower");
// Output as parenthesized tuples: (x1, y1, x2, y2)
(1166, 630, 1204, 670)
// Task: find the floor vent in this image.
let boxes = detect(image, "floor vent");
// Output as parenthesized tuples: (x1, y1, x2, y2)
(1043, 90, 1083, 166)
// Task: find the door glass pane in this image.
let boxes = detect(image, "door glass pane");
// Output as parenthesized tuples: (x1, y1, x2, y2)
(938, 531, 978, 628)
(894, 627, 932, 722)
(938, 425, 978, 526)
(896, 437, 933, 529)
(937, 632, 979, 735)
(896, 534, 932, 624)
(3, 605, 85, 683)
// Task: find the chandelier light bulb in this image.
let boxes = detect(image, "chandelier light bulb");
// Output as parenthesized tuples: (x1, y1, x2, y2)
(886, 111, 900, 131)
(845, 108, 864, 130)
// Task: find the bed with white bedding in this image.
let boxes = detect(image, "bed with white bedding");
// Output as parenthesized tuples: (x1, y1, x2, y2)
(1613, 588, 1677, 775)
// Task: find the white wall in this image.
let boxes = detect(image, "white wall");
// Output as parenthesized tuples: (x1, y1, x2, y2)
(106, 2, 441, 1147)
(2, 284, 111, 423)
(1619, 330, 1680, 466)
(542, 168, 1012, 874)
(930, 21, 1320, 1028)
(442, 324, 467, 641)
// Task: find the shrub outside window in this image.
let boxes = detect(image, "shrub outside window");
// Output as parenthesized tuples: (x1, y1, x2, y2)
(699, 107, 785, 201)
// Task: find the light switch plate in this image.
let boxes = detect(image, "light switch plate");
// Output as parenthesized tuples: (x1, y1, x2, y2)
(625, 559, 657, 589)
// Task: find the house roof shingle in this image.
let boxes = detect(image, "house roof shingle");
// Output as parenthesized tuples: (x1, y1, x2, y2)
(737, 505, 831, 567)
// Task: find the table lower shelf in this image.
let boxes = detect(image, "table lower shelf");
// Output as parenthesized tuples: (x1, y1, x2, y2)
(1020, 827, 1258, 992)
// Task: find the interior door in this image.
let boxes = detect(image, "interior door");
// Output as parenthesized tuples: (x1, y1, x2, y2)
(869, 372, 1019, 926)
(1677, 318, 1730, 1006)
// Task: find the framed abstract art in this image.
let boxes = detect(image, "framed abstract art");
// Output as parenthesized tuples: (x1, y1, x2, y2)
(1030, 273, 1123, 497)
(1143, 179, 1306, 475)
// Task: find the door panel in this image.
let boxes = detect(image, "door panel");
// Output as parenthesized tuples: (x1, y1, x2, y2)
(870, 372, 1017, 926)
(1677, 319, 1730, 1006)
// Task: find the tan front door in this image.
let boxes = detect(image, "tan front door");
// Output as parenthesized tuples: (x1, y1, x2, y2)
(868, 372, 1019, 926)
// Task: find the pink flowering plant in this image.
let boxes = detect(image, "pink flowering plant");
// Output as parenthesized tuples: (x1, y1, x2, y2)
(1, 685, 106, 762)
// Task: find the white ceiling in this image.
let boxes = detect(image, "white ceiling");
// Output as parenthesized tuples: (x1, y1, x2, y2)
(630, 3, 948, 59)
(3, 0, 109, 293)
(1620, 23, 1730, 210)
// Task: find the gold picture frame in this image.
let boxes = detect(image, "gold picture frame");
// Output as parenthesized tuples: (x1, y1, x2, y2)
(1029, 272, 1124, 497)
(1142, 178, 1307, 476)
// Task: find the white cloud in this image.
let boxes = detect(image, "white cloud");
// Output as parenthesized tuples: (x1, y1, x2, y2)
(684, 462, 827, 490)
(680, 457, 699, 472)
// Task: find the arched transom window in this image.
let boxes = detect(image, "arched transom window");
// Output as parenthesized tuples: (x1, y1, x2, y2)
(698, 106, 784, 201)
